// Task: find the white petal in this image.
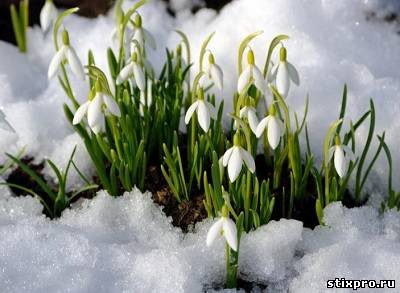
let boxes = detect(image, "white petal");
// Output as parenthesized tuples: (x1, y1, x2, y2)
(184, 101, 199, 124)
(133, 29, 145, 48)
(103, 95, 121, 117)
(144, 28, 157, 50)
(228, 147, 243, 182)
(334, 146, 347, 178)
(48, 46, 66, 79)
(268, 117, 282, 150)
(116, 63, 134, 85)
(222, 147, 234, 167)
(210, 64, 223, 90)
(206, 218, 224, 247)
(72, 101, 89, 125)
(91, 115, 105, 134)
(66, 47, 85, 80)
(255, 116, 271, 138)
(287, 62, 300, 86)
(237, 67, 251, 93)
(276, 62, 290, 98)
(240, 148, 255, 173)
(87, 94, 103, 129)
(40, 2, 57, 33)
(222, 218, 238, 251)
(197, 101, 211, 132)
(268, 63, 279, 83)
(147, 79, 153, 106)
(239, 107, 248, 119)
(206, 101, 217, 119)
(342, 145, 356, 162)
(133, 63, 146, 91)
(247, 108, 259, 135)
(252, 66, 267, 95)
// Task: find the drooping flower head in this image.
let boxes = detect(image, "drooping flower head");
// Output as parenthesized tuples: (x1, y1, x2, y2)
(237, 49, 266, 95)
(328, 135, 356, 178)
(222, 131, 255, 182)
(184, 88, 217, 133)
(73, 80, 121, 134)
(269, 46, 299, 98)
(116, 51, 146, 91)
(200, 52, 223, 90)
(130, 13, 156, 53)
(206, 205, 238, 251)
(40, 0, 58, 34)
(255, 103, 284, 150)
(48, 30, 85, 80)
(239, 97, 259, 135)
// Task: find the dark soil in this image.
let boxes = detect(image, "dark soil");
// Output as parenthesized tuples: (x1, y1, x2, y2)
(145, 165, 207, 232)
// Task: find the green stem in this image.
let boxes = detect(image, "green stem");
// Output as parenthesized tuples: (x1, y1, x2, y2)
(225, 244, 238, 289)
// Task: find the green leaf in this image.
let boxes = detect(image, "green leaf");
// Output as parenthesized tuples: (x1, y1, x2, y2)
(263, 34, 289, 77)
(6, 154, 57, 200)
(238, 31, 263, 73)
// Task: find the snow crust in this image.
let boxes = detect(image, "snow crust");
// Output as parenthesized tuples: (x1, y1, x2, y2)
(0, 187, 399, 292)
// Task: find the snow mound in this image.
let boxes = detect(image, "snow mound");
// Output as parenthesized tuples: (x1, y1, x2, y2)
(290, 202, 400, 293)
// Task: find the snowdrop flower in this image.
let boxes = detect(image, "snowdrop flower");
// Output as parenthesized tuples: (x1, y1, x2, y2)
(239, 100, 259, 134)
(48, 30, 85, 80)
(0, 109, 15, 133)
(130, 14, 156, 51)
(139, 78, 153, 115)
(255, 104, 284, 150)
(184, 88, 216, 132)
(40, 0, 58, 33)
(116, 52, 145, 91)
(237, 49, 266, 95)
(328, 136, 356, 178)
(200, 52, 223, 90)
(269, 46, 299, 98)
(222, 132, 255, 182)
(73, 82, 121, 134)
(206, 205, 238, 251)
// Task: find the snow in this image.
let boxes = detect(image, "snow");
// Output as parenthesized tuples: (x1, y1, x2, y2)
(0, 0, 400, 291)
(0, 187, 399, 292)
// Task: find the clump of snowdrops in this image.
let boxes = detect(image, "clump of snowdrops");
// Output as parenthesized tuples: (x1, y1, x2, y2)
(2, 0, 396, 288)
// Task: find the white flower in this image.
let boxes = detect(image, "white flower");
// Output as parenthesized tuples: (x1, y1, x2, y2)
(48, 30, 85, 80)
(116, 53, 145, 91)
(73, 91, 121, 134)
(207, 213, 238, 251)
(184, 90, 217, 133)
(200, 53, 223, 90)
(269, 46, 299, 98)
(239, 105, 259, 134)
(40, 0, 58, 33)
(0, 109, 15, 133)
(130, 14, 156, 51)
(328, 139, 356, 178)
(255, 107, 284, 150)
(237, 49, 266, 95)
(222, 133, 255, 182)
(139, 78, 153, 116)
